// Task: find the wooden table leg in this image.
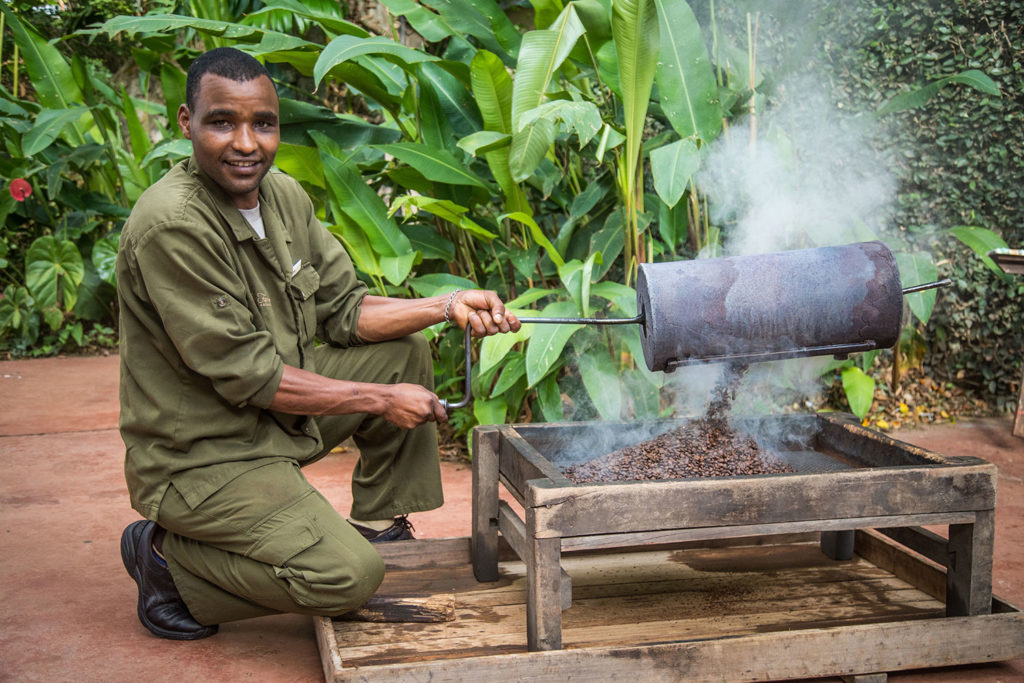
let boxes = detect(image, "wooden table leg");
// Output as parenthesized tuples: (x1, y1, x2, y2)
(472, 427, 500, 582)
(526, 507, 562, 651)
(1014, 367, 1024, 438)
(821, 529, 855, 560)
(946, 509, 995, 616)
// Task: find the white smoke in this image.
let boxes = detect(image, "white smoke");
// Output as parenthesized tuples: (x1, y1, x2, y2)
(698, 74, 897, 256)
(667, 73, 897, 424)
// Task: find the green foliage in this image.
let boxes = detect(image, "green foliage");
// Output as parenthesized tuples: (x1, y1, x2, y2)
(0, 4, 173, 355)
(841, 366, 875, 419)
(3, 0, 1018, 428)
(821, 0, 1023, 411)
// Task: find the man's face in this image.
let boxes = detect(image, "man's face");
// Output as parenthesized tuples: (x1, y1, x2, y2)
(178, 73, 280, 210)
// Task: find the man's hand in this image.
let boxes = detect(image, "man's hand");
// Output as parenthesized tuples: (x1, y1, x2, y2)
(381, 383, 448, 428)
(447, 290, 521, 337)
(270, 366, 447, 426)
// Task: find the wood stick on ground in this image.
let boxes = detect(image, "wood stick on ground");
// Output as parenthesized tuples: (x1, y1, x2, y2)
(338, 594, 456, 623)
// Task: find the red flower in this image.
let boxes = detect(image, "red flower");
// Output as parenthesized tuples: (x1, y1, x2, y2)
(9, 178, 32, 202)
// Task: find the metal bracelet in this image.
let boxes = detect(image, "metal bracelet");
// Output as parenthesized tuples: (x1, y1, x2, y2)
(443, 289, 461, 324)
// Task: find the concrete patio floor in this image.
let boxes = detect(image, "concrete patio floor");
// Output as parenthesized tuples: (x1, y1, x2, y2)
(1, 354, 1021, 682)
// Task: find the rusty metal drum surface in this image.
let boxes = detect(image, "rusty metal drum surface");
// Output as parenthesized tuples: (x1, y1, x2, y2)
(636, 241, 903, 371)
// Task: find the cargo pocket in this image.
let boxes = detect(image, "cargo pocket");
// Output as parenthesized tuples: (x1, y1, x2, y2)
(246, 510, 323, 567)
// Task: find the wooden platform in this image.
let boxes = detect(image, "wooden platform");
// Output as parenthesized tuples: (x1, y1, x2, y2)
(315, 532, 1024, 681)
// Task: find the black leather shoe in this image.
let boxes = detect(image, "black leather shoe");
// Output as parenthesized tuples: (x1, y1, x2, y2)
(120, 520, 218, 640)
(352, 515, 415, 543)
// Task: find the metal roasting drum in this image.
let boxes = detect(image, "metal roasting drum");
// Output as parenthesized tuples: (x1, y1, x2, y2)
(440, 241, 950, 410)
(636, 241, 903, 371)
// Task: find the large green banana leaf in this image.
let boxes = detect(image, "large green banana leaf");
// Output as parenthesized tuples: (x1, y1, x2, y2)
(314, 35, 438, 87)
(649, 138, 700, 208)
(1, 6, 87, 144)
(470, 51, 531, 214)
(375, 142, 490, 189)
(418, 62, 483, 139)
(21, 108, 90, 156)
(510, 5, 585, 124)
(525, 300, 583, 387)
(509, 5, 585, 181)
(249, 0, 370, 38)
(651, 0, 721, 142)
(422, 0, 521, 61)
(612, 0, 658, 190)
(316, 134, 416, 284)
(894, 252, 938, 325)
(379, 0, 457, 43)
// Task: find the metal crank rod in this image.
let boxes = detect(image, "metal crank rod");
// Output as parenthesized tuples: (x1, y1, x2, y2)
(439, 279, 951, 412)
(438, 315, 643, 412)
(902, 278, 952, 295)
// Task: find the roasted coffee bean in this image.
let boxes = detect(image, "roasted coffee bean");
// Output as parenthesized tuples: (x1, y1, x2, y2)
(563, 364, 795, 484)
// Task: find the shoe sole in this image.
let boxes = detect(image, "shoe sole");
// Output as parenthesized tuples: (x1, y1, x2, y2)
(120, 521, 217, 641)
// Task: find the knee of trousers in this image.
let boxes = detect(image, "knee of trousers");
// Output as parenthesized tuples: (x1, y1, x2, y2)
(392, 333, 432, 384)
(275, 538, 386, 616)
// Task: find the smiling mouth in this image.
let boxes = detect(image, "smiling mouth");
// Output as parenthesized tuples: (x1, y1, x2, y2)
(226, 160, 261, 169)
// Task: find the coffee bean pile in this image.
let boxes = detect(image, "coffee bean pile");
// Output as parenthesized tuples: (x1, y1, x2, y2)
(563, 364, 795, 483)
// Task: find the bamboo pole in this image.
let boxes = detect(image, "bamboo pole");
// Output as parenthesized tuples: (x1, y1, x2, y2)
(1, 12, 6, 90)
(747, 12, 759, 152)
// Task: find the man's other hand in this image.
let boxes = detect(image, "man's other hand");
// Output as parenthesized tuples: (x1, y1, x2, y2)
(382, 383, 448, 427)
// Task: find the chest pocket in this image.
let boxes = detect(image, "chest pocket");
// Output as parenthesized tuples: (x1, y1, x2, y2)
(288, 263, 320, 348)
(288, 263, 320, 300)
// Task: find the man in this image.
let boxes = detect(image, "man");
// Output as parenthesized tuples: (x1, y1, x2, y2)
(116, 47, 520, 640)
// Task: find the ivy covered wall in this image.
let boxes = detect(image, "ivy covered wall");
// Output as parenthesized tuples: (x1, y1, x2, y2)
(822, 0, 1023, 412)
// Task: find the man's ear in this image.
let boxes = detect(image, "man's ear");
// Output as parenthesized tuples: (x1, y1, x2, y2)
(177, 103, 192, 139)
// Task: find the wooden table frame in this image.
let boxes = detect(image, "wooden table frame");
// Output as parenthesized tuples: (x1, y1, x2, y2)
(471, 414, 997, 652)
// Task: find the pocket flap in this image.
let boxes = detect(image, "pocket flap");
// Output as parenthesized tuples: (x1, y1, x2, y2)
(288, 264, 320, 301)
(247, 513, 323, 565)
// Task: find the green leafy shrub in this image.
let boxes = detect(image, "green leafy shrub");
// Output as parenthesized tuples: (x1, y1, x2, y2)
(820, 0, 1023, 411)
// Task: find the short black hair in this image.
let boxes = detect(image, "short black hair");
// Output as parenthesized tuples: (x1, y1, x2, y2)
(185, 47, 274, 111)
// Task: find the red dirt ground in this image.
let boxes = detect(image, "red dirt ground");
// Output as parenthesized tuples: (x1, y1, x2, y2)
(1, 354, 1021, 682)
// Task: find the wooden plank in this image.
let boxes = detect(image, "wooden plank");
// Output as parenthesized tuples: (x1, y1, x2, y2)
(526, 505, 563, 651)
(315, 615, 344, 683)
(472, 426, 501, 582)
(337, 595, 455, 623)
(815, 412, 990, 467)
(379, 543, 888, 595)
(331, 587, 945, 666)
(557, 512, 973, 551)
(333, 601, 946, 668)
(332, 544, 934, 646)
(1015, 366, 1024, 438)
(498, 500, 527, 560)
(324, 611, 1024, 681)
(947, 508, 995, 616)
(375, 536, 471, 570)
(842, 675, 887, 683)
(526, 465, 995, 537)
(855, 529, 947, 601)
(317, 537, 1023, 680)
(334, 574, 931, 649)
(876, 525, 950, 565)
(497, 427, 567, 499)
(375, 551, 902, 615)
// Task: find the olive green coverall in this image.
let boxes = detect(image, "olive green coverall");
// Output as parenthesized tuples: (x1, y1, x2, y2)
(116, 158, 442, 625)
